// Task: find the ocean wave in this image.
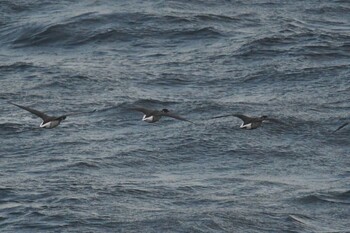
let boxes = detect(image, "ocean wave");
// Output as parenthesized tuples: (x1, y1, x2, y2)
(168, 26, 223, 39)
(9, 11, 225, 47)
(194, 13, 240, 23)
(293, 42, 350, 58)
(0, 123, 23, 132)
(235, 34, 296, 57)
(75, 26, 223, 45)
(31, 74, 97, 90)
(235, 16, 350, 58)
(142, 73, 192, 87)
(67, 161, 100, 169)
(0, 1, 33, 13)
(0, 187, 15, 199)
(289, 214, 349, 233)
(305, 5, 350, 15)
(0, 62, 36, 71)
(298, 190, 350, 205)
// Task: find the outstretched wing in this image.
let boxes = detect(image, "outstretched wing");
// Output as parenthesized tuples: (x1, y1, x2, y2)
(211, 114, 253, 124)
(211, 114, 235, 120)
(129, 107, 154, 116)
(232, 114, 252, 124)
(333, 122, 349, 133)
(9, 102, 50, 121)
(162, 112, 194, 123)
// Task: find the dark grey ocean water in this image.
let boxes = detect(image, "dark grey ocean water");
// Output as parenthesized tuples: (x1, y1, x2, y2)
(1, 0, 350, 232)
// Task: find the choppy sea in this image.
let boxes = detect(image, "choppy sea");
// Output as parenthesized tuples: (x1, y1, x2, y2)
(1, 0, 349, 232)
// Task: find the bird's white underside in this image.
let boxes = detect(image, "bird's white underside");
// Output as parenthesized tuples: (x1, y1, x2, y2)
(240, 122, 252, 129)
(40, 120, 60, 128)
(142, 115, 154, 123)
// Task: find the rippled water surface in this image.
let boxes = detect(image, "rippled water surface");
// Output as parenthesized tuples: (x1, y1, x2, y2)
(1, 0, 350, 232)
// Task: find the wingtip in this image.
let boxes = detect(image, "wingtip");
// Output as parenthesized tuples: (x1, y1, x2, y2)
(332, 122, 349, 133)
(8, 101, 21, 108)
(332, 128, 341, 134)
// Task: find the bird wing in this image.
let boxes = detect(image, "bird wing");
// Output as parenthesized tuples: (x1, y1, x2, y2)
(211, 114, 235, 120)
(9, 102, 51, 121)
(232, 114, 253, 124)
(129, 107, 154, 116)
(161, 112, 194, 123)
(334, 122, 349, 133)
(211, 114, 254, 124)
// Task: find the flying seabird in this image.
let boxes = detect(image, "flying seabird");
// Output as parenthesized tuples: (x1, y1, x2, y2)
(212, 114, 282, 129)
(130, 107, 193, 123)
(9, 102, 95, 129)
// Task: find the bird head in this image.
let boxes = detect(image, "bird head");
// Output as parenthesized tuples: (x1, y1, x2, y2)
(161, 109, 169, 113)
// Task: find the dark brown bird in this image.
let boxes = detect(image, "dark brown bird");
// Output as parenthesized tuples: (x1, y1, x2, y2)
(9, 102, 95, 129)
(212, 114, 282, 129)
(130, 107, 193, 123)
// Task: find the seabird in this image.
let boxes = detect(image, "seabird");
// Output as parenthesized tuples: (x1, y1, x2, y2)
(9, 102, 95, 129)
(130, 107, 193, 123)
(333, 122, 349, 133)
(212, 114, 282, 129)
